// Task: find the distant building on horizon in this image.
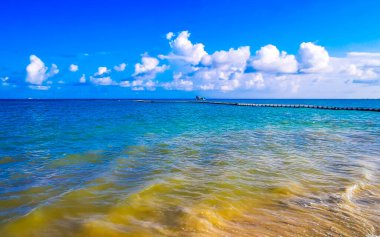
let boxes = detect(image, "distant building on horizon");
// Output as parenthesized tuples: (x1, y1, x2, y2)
(195, 96, 206, 101)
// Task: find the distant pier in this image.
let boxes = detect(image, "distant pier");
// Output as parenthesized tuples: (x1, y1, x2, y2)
(134, 100, 380, 112)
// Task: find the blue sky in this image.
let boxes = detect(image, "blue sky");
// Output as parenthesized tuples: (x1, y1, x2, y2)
(1, 0, 380, 98)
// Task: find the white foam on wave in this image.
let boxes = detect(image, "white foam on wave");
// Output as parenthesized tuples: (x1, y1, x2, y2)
(342, 165, 374, 203)
(343, 183, 360, 202)
(340, 160, 378, 236)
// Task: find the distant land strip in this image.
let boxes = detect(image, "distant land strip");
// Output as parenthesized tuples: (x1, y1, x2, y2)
(134, 100, 380, 112)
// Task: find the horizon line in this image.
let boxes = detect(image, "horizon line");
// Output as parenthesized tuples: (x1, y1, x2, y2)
(0, 98, 379, 100)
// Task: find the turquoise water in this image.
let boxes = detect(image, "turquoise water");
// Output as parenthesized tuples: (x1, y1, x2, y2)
(0, 99, 379, 236)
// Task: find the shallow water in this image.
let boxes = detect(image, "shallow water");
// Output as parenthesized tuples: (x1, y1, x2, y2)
(0, 99, 379, 236)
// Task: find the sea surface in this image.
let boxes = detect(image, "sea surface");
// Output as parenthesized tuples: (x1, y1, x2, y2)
(0, 99, 379, 237)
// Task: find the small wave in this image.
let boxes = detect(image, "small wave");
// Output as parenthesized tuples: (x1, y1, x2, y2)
(342, 182, 363, 203)
(339, 162, 378, 237)
(342, 162, 375, 204)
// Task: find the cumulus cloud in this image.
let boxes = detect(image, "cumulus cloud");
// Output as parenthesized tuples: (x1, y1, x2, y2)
(241, 73, 265, 89)
(327, 52, 380, 83)
(90, 76, 116, 86)
(88, 66, 116, 86)
(344, 52, 380, 83)
(114, 63, 127, 72)
(28, 85, 50, 90)
(119, 80, 131, 87)
(1, 76, 9, 86)
(344, 52, 380, 67)
(159, 34, 279, 92)
(191, 72, 264, 92)
(95, 66, 110, 76)
(162, 79, 193, 91)
(129, 78, 156, 90)
(298, 42, 329, 73)
(196, 47, 255, 91)
(132, 86, 144, 91)
(345, 64, 377, 79)
(155, 32, 376, 95)
(347, 52, 380, 58)
(26, 55, 59, 85)
(79, 74, 86, 83)
(219, 79, 240, 91)
(133, 55, 168, 80)
(166, 32, 174, 40)
(164, 45, 255, 91)
(69, 64, 79, 72)
(50, 64, 59, 74)
(18, 31, 380, 97)
(252, 45, 298, 73)
(205, 46, 250, 71)
(126, 55, 169, 90)
(160, 31, 207, 65)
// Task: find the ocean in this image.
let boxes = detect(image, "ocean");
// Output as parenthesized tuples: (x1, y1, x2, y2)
(0, 99, 379, 236)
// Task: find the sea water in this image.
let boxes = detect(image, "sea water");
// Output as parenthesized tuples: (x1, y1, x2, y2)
(0, 99, 379, 236)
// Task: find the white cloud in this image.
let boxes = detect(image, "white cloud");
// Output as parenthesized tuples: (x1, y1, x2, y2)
(28, 85, 50, 90)
(298, 42, 329, 73)
(114, 63, 127, 72)
(132, 86, 144, 91)
(160, 31, 208, 65)
(50, 64, 59, 75)
(166, 32, 174, 40)
(326, 52, 380, 83)
(203, 72, 264, 92)
(275, 75, 301, 93)
(252, 45, 298, 73)
(347, 52, 380, 57)
(19, 32, 380, 98)
(89, 67, 115, 85)
(341, 52, 380, 82)
(69, 64, 79, 72)
(119, 80, 131, 87)
(133, 55, 168, 80)
(165, 46, 253, 92)
(26, 55, 59, 85)
(345, 64, 377, 79)
(219, 79, 240, 91)
(199, 84, 215, 90)
(145, 80, 156, 90)
(79, 74, 86, 83)
(134, 56, 161, 75)
(162, 79, 193, 91)
(95, 66, 110, 76)
(242, 73, 265, 89)
(90, 76, 116, 86)
(131, 79, 143, 87)
(207, 46, 250, 71)
(130, 78, 156, 91)
(156, 32, 263, 92)
(1, 76, 9, 86)
(26, 55, 48, 84)
(344, 52, 380, 67)
(123, 32, 380, 96)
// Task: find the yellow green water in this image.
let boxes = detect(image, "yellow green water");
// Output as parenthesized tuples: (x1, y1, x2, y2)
(1, 146, 379, 236)
(1, 100, 380, 236)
